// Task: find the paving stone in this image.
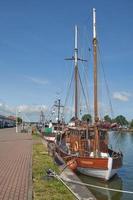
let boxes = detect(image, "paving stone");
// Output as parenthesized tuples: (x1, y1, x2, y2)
(0, 128, 32, 200)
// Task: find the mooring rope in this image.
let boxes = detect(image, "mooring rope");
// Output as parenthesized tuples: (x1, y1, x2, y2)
(46, 169, 133, 197)
(46, 169, 80, 200)
(55, 175, 81, 200)
(62, 178, 133, 195)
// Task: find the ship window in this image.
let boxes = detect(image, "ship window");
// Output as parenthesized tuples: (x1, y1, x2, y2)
(89, 131, 95, 139)
(81, 131, 86, 139)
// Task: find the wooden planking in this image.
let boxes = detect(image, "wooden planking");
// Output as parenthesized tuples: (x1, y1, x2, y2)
(76, 157, 108, 169)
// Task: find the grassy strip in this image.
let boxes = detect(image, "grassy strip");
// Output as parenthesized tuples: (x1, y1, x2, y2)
(32, 135, 75, 200)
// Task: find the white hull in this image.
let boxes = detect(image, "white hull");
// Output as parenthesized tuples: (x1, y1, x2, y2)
(77, 167, 118, 180)
(77, 157, 118, 180)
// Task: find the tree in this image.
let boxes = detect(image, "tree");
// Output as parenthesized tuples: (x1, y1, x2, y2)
(130, 120, 133, 128)
(82, 114, 92, 123)
(104, 115, 112, 123)
(17, 117, 22, 124)
(114, 115, 128, 126)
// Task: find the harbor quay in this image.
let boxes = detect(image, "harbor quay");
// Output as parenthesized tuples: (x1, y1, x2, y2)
(0, 127, 96, 200)
(0, 128, 32, 200)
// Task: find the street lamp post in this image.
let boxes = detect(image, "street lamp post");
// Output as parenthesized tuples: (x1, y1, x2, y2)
(16, 109, 18, 133)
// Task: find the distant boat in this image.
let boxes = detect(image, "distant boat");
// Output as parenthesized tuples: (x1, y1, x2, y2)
(42, 99, 64, 143)
(43, 121, 63, 142)
(55, 8, 123, 180)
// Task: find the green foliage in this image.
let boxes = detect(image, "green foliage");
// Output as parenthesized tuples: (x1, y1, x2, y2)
(130, 120, 133, 128)
(114, 115, 128, 126)
(82, 114, 92, 123)
(17, 117, 22, 124)
(104, 115, 112, 123)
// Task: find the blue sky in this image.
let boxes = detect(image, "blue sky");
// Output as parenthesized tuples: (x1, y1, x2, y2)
(0, 0, 133, 121)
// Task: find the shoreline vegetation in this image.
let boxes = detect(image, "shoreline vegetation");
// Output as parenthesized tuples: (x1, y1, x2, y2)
(114, 128, 133, 133)
(32, 133, 75, 200)
(81, 114, 133, 133)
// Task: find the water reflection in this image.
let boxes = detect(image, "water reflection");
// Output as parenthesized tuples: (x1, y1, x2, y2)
(109, 132, 127, 151)
(127, 132, 133, 143)
(77, 173, 123, 200)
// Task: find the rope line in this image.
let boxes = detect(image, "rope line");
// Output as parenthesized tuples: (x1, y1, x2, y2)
(78, 69, 89, 114)
(96, 36, 122, 150)
(97, 43, 114, 118)
(46, 169, 80, 200)
(47, 169, 133, 196)
(62, 178, 133, 195)
(63, 69, 74, 117)
(56, 175, 81, 200)
(82, 62, 91, 115)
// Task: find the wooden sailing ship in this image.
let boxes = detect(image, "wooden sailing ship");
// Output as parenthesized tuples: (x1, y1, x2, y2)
(55, 8, 123, 180)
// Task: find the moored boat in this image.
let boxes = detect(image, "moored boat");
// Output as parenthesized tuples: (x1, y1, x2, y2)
(42, 121, 63, 142)
(56, 123, 122, 180)
(55, 8, 123, 181)
(42, 99, 64, 143)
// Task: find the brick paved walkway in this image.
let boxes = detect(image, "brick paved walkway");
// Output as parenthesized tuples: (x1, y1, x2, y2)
(0, 128, 32, 200)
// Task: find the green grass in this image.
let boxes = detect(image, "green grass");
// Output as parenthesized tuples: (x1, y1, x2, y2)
(32, 135, 75, 200)
(32, 133, 41, 140)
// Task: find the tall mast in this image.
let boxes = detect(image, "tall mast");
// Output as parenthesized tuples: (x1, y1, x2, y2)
(93, 8, 100, 157)
(74, 25, 78, 119)
(65, 26, 86, 119)
(54, 99, 64, 124)
(57, 99, 61, 123)
(40, 110, 45, 126)
(93, 8, 98, 122)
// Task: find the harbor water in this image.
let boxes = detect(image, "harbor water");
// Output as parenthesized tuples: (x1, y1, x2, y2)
(77, 132, 133, 200)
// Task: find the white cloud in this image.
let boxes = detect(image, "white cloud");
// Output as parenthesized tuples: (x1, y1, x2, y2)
(17, 104, 47, 114)
(0, 101, 47, 120)
(0, 101, 14, 114)
(26, 76, 49, 85)
(113, 92, 131, 102)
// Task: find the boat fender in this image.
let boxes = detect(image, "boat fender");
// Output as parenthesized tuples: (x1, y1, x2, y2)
(67, 159, 77, 171)
(73, 141, 79, 152)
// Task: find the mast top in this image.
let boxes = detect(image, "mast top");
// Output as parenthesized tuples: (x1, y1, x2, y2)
(93, 8, 96, 39)
(75, 25, 78, 49)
